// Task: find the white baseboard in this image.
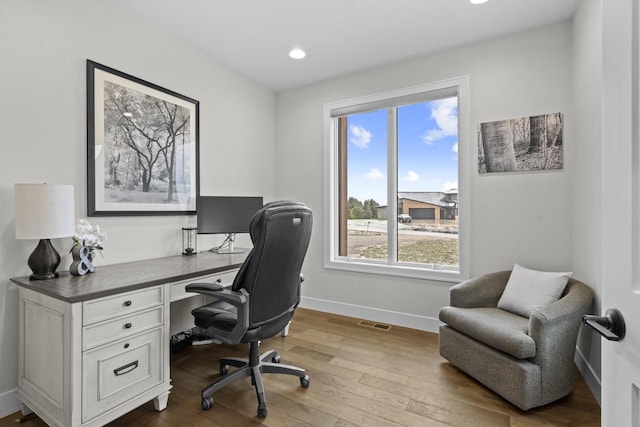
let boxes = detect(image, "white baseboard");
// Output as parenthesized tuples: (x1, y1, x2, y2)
(575, 346, 601, 406)
(0, 388, 20, 419)
(299, 296, 440, 333)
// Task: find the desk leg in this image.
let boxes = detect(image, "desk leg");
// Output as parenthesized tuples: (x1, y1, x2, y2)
(20, 402, 33, 416)
(281, 321, 291, 337)
(153, 391, 170, 412)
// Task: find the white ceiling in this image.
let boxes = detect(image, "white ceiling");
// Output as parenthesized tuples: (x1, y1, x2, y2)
(116, 0, 581, 92)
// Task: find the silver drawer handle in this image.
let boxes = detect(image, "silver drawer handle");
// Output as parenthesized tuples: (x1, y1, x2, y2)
(113, 360, 138, 376)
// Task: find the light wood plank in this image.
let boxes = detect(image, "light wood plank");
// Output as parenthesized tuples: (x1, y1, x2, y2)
(0, 308, 600, 427)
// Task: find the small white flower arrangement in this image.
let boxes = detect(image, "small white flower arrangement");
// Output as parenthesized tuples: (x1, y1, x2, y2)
(72, 219, 107, 256)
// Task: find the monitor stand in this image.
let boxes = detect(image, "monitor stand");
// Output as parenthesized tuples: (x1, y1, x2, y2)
(216, 233, 246, 254)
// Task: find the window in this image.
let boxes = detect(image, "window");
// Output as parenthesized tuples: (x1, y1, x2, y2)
(324, 77, 469, 281)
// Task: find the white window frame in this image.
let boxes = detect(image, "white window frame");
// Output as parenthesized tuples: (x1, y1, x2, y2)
(323, 76, 470, 282)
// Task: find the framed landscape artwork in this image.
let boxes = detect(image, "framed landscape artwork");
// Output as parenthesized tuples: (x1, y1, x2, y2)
(478, 112, 563, 174)
(87, 60, 199, 216)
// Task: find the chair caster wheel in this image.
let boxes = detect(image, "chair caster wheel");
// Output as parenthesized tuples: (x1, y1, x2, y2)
(257, 403, 268, 418)
(300, 375, 310, 388)
(220, 364, 229, 376)
(201, 396, 214, 410)
(271, 355, 281, 363)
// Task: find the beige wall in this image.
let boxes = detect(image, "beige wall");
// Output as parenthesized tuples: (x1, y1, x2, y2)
(276, 21, 574, 324)
(571, 0, 603, 402)
(0, 0, 604, 414)
(0, 0, 276, 415)
(275, 5, 603, 401)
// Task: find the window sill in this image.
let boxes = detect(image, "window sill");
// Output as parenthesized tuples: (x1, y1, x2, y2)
(324, 258, 463, 283)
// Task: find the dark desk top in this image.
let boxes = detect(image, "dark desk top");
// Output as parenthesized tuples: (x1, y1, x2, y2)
(10, 251, 248, 303)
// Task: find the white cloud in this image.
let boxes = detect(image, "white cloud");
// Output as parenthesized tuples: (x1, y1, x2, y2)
(424, 97, 458, 144)
(349, 124, 373, 148)
(442, 181, 458, 192)
(364, 168, 384, 180)
(452, 142, 458, 153)
(402, 170, 419, 182)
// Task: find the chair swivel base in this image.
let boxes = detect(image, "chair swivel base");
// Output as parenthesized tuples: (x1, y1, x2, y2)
(200, 341, 310, 418)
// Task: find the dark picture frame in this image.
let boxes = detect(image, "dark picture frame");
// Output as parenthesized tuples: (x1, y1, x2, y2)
(87, 60, 199, 216)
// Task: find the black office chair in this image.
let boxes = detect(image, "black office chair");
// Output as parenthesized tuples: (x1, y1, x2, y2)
(185, 201, 313, 418)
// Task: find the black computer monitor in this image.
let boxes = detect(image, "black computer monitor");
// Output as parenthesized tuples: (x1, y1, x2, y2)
(196, 196, 264, 253)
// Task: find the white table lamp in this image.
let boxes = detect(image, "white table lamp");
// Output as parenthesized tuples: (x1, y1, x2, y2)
(15, 183, 75, 280)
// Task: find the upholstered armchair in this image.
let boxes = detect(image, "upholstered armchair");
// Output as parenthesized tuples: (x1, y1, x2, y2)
(438, 268, 594, 410)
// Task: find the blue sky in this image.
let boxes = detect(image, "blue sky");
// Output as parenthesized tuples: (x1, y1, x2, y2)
(346, 97, 458, 204)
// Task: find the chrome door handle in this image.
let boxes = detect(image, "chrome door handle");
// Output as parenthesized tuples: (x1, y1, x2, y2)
(583, 308, 626, 341)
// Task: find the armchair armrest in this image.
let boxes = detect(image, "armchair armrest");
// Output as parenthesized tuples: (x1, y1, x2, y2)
(529, 279, 594, 355)
(186, 282, 250, 344)
(449, 271, 511, 308)
(528, 280, 594, 396)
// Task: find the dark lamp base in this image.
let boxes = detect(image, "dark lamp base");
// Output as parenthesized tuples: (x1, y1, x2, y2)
(27, 239, 62, 281)
(30, 272, 60, 280)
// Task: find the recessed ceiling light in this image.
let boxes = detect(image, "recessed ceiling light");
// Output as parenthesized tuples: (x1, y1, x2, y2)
(470, 0, 489, 3)
(289, 48, 306, 60)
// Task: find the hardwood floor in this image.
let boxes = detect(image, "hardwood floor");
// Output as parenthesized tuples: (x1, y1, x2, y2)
(1, 308, 600, 426)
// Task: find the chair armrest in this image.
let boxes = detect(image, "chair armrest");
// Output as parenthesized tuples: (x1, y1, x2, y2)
(529, 280, 594, 348)
(186, 281, 225, 291)
(528, 280, 594, 390)
(186, 282, 247, 306)
(186, 281, 225, 295)
(449, 271, 511, 308)
(186, 283, 250, 344)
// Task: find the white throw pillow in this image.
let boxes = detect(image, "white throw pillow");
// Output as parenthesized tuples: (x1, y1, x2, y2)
(497, 264, 572, 318)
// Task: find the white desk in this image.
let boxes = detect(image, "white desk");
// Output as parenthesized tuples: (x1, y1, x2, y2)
(10, 252, 247, 427)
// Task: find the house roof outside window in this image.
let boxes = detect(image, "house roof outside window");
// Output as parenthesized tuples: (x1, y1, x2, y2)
(398, 191, 458, 208)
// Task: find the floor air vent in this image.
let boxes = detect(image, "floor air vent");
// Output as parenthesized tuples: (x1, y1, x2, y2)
(358, 320, 391, 331)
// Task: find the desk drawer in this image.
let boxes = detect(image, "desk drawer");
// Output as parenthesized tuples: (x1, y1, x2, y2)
(82, 328, 163, 422)
(170, 270, 237, 302)
(83, 286, 164, 325)
(83, 307, 163, 350)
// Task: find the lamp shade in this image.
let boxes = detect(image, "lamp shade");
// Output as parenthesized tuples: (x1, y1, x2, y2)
(15, 184, 75, 239)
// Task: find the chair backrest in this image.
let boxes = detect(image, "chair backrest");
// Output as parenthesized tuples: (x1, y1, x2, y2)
(231, 201, 312, 328)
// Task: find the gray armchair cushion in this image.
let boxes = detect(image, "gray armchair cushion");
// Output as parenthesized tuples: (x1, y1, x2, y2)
(439, 306, 535, 358)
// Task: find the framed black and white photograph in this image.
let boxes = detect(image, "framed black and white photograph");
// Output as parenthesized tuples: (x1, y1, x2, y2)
(87, 60, 199, 216)
(478, 112, 563, 174)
